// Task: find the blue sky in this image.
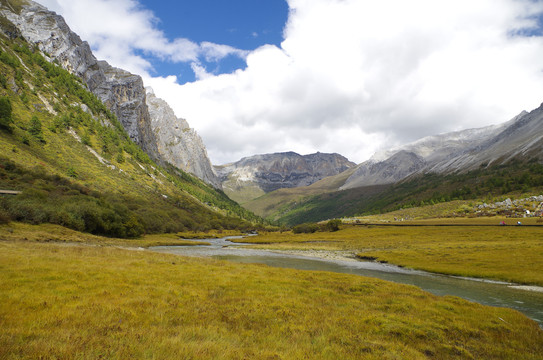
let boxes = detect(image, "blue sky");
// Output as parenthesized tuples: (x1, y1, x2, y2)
(137, 0, 288, 83)
(38, 0, 543, 165)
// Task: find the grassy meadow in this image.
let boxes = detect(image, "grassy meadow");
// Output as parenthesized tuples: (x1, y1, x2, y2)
(237, 221, 543, 286)
(1, 228, 542, 359)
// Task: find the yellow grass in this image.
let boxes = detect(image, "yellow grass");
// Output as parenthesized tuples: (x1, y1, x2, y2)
(241, 222, 543, 286)
(1, 237, 542, 359)
(0, 223, 232, 247)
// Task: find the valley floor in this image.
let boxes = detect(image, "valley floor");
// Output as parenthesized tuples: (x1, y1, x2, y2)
(234, 218, 543, 287)
(0, 222, 542, 359)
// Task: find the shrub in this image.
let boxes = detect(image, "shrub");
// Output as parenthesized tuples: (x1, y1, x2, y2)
(29, 115, 45, 143)
(292, 223, 319, 234)
(325, 219, 342, 232)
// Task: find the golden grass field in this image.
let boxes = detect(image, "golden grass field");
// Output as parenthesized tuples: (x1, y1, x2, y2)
(1, 222, 542, 359)
(236, 219, 543, 286)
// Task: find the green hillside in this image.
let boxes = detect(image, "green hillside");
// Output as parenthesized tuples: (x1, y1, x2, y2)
(257, 159, 543, 225)
(0, 33, 261, 236)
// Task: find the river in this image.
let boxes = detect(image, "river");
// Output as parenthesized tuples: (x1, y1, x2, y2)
(149, 236, 543, 327)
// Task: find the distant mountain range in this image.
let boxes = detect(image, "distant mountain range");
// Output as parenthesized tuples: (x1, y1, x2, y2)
(341, 106, 542, 190)
(231, 103, 543, 224)
(214, 152, 355, 204)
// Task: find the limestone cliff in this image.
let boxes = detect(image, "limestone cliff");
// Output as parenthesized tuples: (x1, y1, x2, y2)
(0, 0, 160, 159)
(215, 152, 356, 203)
(146, 88, 221, 188)
(0, 0, 222, 188)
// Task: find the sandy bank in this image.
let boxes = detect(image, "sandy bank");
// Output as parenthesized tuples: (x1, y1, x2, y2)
(269, 249, 358, 262)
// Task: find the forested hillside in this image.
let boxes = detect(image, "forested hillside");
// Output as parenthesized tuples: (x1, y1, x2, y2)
(0, 32, 261, 236)
(265, 159, 543, 225)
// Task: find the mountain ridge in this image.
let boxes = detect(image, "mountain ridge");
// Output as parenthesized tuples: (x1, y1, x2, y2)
(0, 0, 260, 235)
(0, 0, 221, 187)
(244, 103, 543, 224)
(214, 151, 356, 204)
(341, 108, 540, 190)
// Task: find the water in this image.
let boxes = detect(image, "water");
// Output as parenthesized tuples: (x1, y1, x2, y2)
(150, 236, 543, 326)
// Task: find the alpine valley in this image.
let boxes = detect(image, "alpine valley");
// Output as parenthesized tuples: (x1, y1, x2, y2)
(224, 104, 543, 225)
(1, 0, 542, 229)
(1, 2, 543, 359)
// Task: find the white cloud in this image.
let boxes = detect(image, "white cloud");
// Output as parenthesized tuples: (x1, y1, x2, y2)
(37, 0, 246, 76)
(38, 0, 543, 165)
(148, 0, 543, 165)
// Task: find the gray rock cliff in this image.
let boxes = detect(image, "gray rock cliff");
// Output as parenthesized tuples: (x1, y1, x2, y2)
(0, 0, 160, 159)
(146, 88, 221, 188)
(216, 152, 356, 198)
(0, 0, 221, 188)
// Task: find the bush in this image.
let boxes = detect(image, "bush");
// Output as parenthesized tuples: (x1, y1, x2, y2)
(292, 223, 319, 234)
(29, 115, 45, 143)
(325, 219, 342, 232)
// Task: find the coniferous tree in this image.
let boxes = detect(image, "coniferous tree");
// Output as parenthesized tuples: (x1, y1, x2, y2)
(29, 115, 45, 143)
(0, 96, 13, 131)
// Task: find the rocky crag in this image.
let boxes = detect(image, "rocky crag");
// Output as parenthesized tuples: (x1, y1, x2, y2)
(215, 152, 355, 203)
(0, 0, 220, 187)
(146, 88, 220, 188)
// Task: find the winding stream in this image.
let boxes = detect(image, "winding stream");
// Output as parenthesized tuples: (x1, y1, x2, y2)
(150, 236, 543, 326)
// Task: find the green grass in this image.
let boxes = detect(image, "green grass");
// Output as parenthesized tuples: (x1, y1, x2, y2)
(0, 233, 542, 359)
(0, 223, 246, 247)
(250, 161, 543, 226)
(238, 223, 543, 286)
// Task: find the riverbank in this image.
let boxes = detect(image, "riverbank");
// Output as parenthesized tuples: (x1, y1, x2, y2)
(235, 223, 543, 287)
(261, 248, 543, 296)
(1, 237, 542, 359)
(268, 249, 359, 262)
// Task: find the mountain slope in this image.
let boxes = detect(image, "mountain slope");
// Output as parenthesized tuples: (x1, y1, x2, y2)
(0, 0, 221, 187)
(429, 105, 543, 173)
(0, 12, 259, 235)
(251, 104, 543, 224)
(146, 88, 221, 188)
(341, 108, 537, 190)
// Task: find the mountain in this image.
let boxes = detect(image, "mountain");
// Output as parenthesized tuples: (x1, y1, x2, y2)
(0, 0, 220, 187)
(428, 106, 543, 173)
(247, 104, 543, 224)
(0, 0, 259, 235)
(214, 152, 356, 204)
(341, 121, 513, 190)
(146, 88, 221, 188)
(340, 109, 538, 190)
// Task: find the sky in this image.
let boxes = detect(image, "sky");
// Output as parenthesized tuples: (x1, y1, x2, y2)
(38, 0, 543, 165)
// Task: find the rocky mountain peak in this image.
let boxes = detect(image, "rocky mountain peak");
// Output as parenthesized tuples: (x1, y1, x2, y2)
(0, 0, 221, 188)
(215, 152, 356, 202)
(145, 88, 221, 188)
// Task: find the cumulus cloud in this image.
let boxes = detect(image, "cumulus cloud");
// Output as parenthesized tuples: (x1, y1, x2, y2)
(39, 0, 543, 165)
(147, 0, 543, 165)
(38, 0, 246, 76)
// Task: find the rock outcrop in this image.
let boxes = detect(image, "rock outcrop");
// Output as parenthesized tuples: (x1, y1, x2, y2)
(0, 0, 221, 188)
(0, 0, 159, 159)
(146, 88, 221, 188)
(215, 152, 355, 202)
